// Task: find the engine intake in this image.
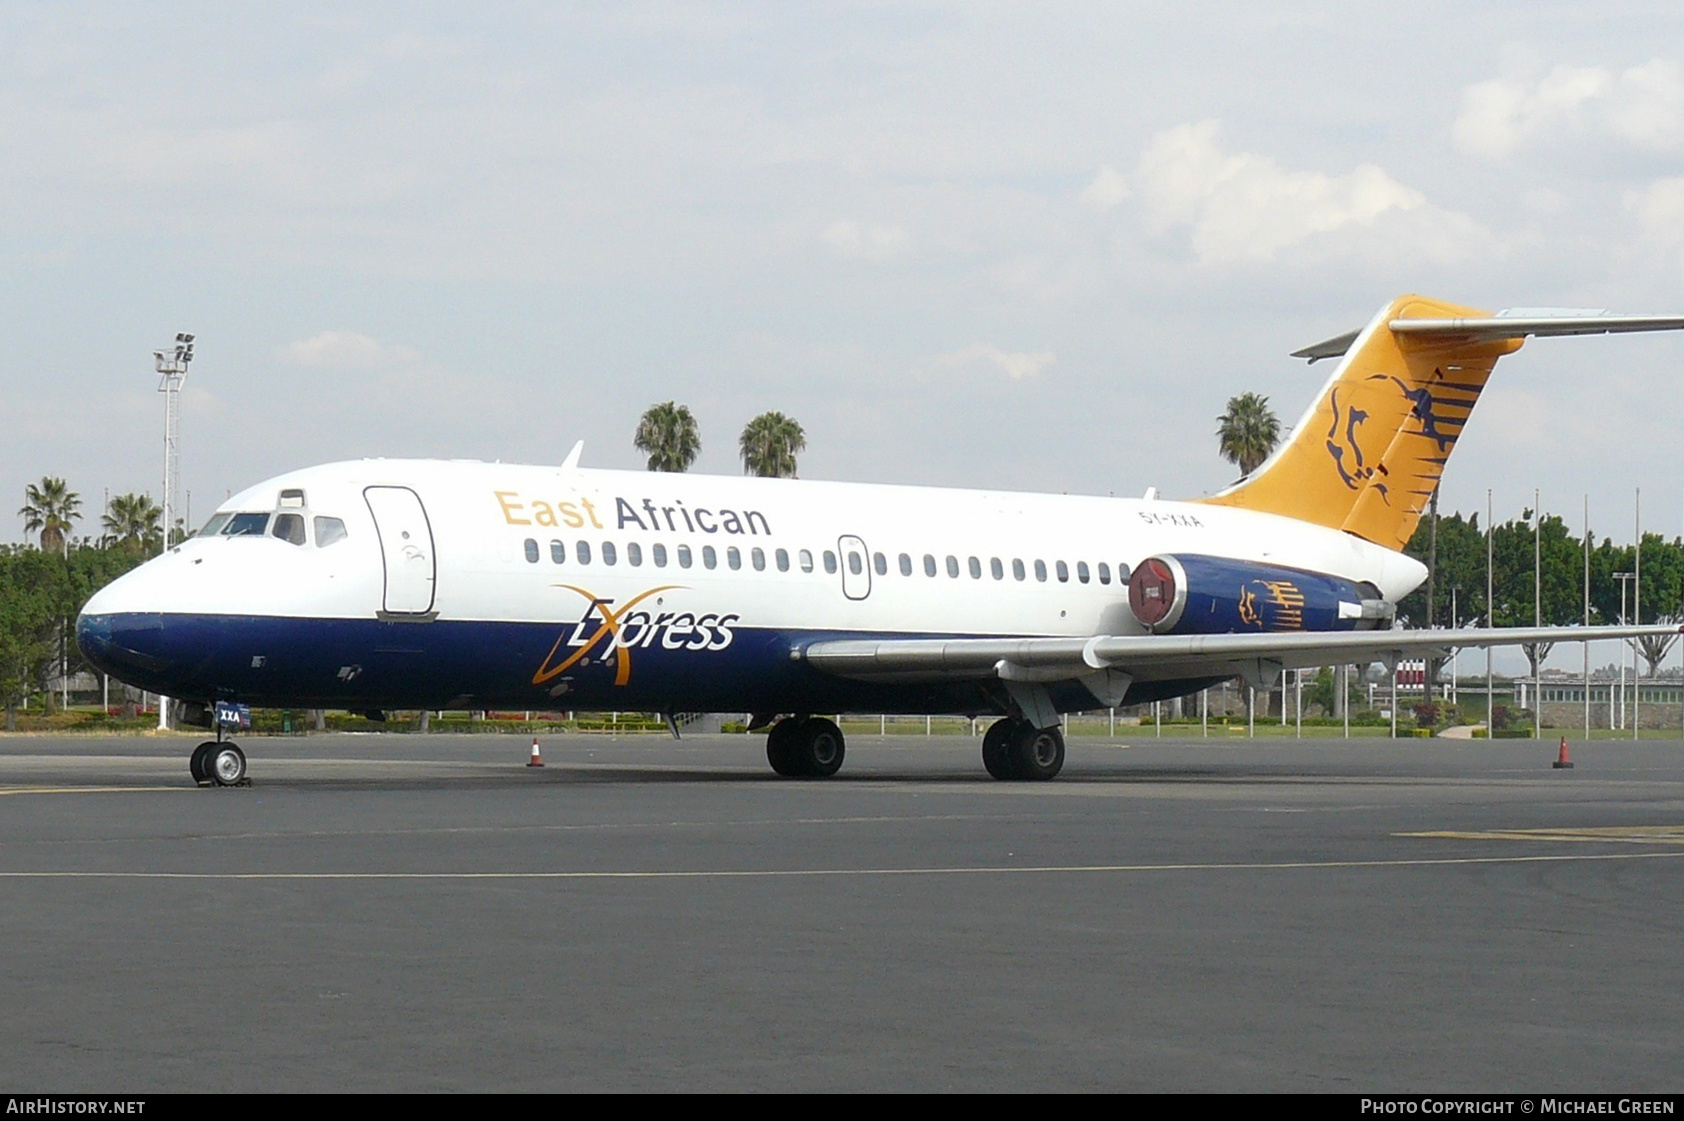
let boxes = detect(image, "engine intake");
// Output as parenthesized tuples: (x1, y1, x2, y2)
(1127, 553, 1392, 635)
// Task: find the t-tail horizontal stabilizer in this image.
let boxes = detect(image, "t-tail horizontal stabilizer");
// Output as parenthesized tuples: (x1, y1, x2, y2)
(1201, 296, 1684, 551)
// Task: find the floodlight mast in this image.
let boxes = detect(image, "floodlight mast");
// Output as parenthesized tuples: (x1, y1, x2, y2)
(153, 333, 193, 731)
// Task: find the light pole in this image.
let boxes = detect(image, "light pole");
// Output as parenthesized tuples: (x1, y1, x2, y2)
(154, 332, 194, 731)
(1615, 571, 1637, 730)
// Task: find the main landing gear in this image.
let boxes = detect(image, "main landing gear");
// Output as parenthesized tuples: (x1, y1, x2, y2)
(765, 716, 846, 778)
(189, 741, 248, 787)
(981, 718, 1065, 781)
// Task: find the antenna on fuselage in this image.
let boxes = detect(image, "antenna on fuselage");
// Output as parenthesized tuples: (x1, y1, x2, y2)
(561, 440, 585, 470)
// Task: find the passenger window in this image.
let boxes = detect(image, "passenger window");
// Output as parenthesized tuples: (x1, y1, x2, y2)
(752, 548, 765, 571)
(271, 513, 306, 546)
(678, 544, 693, 569)
(1098, 562, 1111, 585)
(524, 538, 540, 563)
(550, 540, 566, 564)
(1012, 558, 1025, 581)
(1117, 562, 1131, 582)
(576, 541, 592, 565)
(899, 553, 912, 577)
(968, 556, 981, 579)
(627, 542, 643, 567)
(1077, 561, 1090, 584)
(1056, 560, 1069, 583)
(824, 551, 838, 574)
(602, 541, 618, 566)
(201, 513, 233, 537)
(703, 545, 717, 570)
(653, 543, 668, 567)
(873, 552, 886, 576)
(924, 554, 937, 577)
(313, 516, 348, 548)
(946, 555, 959, 578)
(223, 512, 270, 536)
(776, 548, 790, 572)
(799, 549, 814, 573)
(1034, 560, 1047, 582)
(727, 546, 741, 570)
(848, 551, 863, 575)
(990, 557, 1003, 580)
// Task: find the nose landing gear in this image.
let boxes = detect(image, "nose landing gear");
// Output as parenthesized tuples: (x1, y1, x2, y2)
(190, 740, 249, 787)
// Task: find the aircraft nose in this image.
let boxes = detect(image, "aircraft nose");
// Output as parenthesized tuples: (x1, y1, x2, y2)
(75, 612, 114, 667)
(76, 611, 178, 687)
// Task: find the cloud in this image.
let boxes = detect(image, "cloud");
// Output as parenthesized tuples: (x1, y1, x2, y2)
(821, 220, 907, 262)
(1130, 120, 1456, 264)
(1454, 61, 1684, 158)
(1625, 177, 1684, 245)
(281, 331, 421, 370)
(935, 343, 1056, 380)
(1080, 165, 1130, 210)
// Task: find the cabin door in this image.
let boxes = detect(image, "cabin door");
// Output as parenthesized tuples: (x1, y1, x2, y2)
(364, 486, 438, 617)
(837, 534, 872, 601)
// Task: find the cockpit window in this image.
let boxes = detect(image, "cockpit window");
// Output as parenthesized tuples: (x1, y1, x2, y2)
(222, 512, 271, 536)
(201, 512, 233, 537)
(271, 513, 306, 546)
(314, 517, 348, 548)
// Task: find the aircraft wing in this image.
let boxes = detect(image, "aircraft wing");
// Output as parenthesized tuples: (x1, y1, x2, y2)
(800, 624, 1681, 688)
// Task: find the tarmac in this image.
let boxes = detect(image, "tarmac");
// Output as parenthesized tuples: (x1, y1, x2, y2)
(2, 731, 1682, 1092)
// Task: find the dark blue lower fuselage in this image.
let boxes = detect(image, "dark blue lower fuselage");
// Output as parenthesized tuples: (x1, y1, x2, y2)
(76, 612, 1217, 716)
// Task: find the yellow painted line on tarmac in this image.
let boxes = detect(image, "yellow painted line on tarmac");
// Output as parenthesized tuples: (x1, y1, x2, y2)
(0, 786, 188, 797)
(3, 849, 1684, 881)
(1399, 826, 1684, 844)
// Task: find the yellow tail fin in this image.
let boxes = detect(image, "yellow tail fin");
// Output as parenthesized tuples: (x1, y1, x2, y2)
(1199, 295, 1521, 550)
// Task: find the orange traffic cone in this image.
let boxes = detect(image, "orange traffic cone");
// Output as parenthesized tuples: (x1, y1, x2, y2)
(1553, 736, 1574, 769)
(528, 738, 545, 768)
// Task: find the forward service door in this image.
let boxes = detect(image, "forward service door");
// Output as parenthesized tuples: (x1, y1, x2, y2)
(364, 486, 437, 617)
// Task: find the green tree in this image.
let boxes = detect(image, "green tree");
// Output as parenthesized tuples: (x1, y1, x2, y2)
(0, 548, 69, 724)
(739, 411, 806, 478)
(1488, 511, 1584, 678)
(19, 477, 82, 555)
(633, 401, 701, 473)
(1216, 392, 1280, 477)
(1399, 510, 1488, 627)
(1587, 531, 1684, 676)
(0, 537, 151, 726)
(102, 493, 163, 555)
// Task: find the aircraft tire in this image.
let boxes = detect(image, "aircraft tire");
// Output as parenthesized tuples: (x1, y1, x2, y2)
(766, 719, 806, 776)
(208, 743, 248, 787)
(981, 719, 1016, 780)
(795, 717, 845, 778)
(189, 742, 216, 785)
(1007, 723, 1064, 782)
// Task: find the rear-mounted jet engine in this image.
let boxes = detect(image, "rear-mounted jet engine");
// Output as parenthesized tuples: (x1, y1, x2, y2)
(1127, 553, 1393, 635)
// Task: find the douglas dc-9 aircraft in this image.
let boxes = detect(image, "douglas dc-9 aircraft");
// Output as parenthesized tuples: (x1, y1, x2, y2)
(78, 295, 1684, 786)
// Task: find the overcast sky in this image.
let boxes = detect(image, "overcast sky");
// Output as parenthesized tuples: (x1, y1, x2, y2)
(6, 0, 1684, 584)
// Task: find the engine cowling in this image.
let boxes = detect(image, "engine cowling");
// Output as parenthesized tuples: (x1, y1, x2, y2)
(1127, 553, 1393, 635)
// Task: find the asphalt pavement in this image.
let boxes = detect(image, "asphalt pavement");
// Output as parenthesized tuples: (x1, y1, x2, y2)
(2, 731, 1681, 1091)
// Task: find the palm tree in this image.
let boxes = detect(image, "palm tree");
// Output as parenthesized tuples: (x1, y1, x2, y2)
(1216, 392, 1281, 477)
(102, 493, 164, 554)
(634, 401, 701, 472)
(739, 411, 806, 478)
(19, 477, 82, 555)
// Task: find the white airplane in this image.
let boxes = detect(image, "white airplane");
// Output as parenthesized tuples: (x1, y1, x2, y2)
(77, 295, 1684, 786)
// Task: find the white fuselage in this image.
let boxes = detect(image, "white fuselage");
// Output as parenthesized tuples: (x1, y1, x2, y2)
(77, 458, 1426, 715)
